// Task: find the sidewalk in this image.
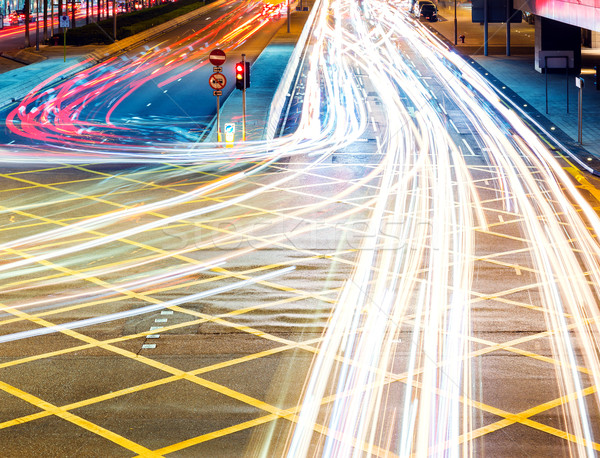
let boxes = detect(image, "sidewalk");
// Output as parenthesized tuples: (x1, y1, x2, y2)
(428, 3, 600, 171)
(206, 5, 313, 142)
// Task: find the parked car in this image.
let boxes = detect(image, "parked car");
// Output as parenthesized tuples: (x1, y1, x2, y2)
(419, 0, 438, 21)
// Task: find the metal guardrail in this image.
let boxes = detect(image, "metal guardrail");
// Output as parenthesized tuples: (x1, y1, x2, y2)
(0, 0, 226, 110)
(265, 0, 322, 141)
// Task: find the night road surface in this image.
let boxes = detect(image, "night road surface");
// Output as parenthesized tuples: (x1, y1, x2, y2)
(2, 0, 600, 456)
(0, 0, 287, 150)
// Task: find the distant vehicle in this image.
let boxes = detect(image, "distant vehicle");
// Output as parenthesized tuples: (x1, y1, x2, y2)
(9, 10, 24, 25)
(261, 0, 285, 19)
(9, 9, 37, 24)
(419, 0, 438, 21)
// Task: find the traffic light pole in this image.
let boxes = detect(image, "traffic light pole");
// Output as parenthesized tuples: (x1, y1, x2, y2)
(242, 53, 246, 141)
(216, 93, 221, 142)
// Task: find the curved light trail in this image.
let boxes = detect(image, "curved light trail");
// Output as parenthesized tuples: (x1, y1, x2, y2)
(1, 0, 600, 455)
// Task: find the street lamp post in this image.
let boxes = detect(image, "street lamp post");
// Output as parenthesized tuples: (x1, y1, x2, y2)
(454, 0, 457, 45)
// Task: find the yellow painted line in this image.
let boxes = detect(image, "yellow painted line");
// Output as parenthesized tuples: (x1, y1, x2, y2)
(150, 413, 283, 455)
(476, 256, 535, 274)
(563, 166, 600, 206)
(0, 410, 50, 430)
(1, 196, 361, 300)
(470, 290, 575, 318)
(521, 417, 600, 451)
(151, 378, 401, 458)
(453, 386, 600, 452)
(474, 227, 529, 244)
(0, 171, 164, 211)
(0, 250, 341, 329)
(502, 345, 593, 375)
(0, 337, 326, 434)
(211, 266, 337, 302)
(0, 380, 161, 456)
(0, 302, 295, 444)
(10, 158, 600, 454)
(2, 277, 416, 458)
(460, 418, 515, 442)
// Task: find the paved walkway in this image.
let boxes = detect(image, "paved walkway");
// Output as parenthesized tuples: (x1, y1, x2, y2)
(428, 3, 600, 169)
(207, 5, 312, 142)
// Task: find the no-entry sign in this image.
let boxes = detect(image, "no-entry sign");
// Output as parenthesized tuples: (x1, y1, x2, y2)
(209, 49, 226, 66)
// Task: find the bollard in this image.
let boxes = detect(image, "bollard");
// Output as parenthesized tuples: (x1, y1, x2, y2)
(576, 76, 584, 144)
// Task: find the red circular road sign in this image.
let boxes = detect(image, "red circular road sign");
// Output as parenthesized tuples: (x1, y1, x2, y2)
(209, 73, 227, 90)
(209, 49, 226, 66)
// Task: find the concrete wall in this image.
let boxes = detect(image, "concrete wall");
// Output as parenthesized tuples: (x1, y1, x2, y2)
(515, 0, 600, 32)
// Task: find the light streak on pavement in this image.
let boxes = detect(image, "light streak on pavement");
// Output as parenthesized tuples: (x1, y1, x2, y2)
(1, 0, 600, 454)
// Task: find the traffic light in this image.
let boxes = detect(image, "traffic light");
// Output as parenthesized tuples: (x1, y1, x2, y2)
(235, 61, 250, 90)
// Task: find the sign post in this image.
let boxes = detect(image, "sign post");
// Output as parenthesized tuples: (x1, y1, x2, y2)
(576, 76, 584, 144)
(59, 15, 70, 62)
(208, 49, 227, 143)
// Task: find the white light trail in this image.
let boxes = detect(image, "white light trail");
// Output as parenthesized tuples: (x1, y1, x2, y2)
(2, 0, 600, 455)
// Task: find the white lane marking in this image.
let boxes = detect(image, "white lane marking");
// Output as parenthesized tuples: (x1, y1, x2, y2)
(462, 138, 476, 156)
(371, 118, 378, 132)
(449, 119, 459, 134)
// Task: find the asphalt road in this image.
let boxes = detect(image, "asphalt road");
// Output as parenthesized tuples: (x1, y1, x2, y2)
(0, 0, 287, 146)
(2, 0, 600, 456)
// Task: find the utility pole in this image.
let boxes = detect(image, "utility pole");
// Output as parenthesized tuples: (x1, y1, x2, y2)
(35, 0, 39, 50)
(43, 0, 47, 41)
(113, 0, 116, 41)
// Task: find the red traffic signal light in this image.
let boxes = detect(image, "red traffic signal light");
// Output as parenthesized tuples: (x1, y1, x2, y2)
(235, 61, 250, 90)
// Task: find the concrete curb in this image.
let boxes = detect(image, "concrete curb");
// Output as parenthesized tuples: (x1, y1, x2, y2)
(423, 23, 600, 176)
(0, 0, 226, 110)
(0, 49, 47, 65)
